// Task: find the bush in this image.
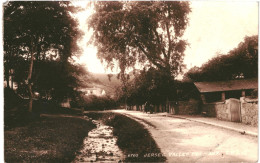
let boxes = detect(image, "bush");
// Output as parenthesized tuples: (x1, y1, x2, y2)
(4, 88, 24, 110)
(83, 95, 119, 111)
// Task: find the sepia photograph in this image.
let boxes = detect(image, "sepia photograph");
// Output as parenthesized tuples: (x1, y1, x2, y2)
(3, 0, 258, 162)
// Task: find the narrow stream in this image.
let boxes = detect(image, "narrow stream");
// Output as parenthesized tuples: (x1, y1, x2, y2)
(74, 119, 124, 162)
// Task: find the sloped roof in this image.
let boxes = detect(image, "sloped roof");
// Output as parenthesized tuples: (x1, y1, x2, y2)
(194, 78, 258, 93)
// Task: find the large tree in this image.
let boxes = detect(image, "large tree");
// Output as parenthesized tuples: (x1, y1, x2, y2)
(89, 1, 190, 107)
(4, 1, 81, 112)
(89, 1, 191, 79)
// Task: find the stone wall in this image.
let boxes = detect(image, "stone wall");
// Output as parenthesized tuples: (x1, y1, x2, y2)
(202, 98, 258, 126)
(202, 103, 217, 117)
(240, 98, 258, 126)
(177, 100, 199, 115)
(203, 99, 240, 120)
(167, 100, 198, 115)
(215, 99, 242, 121)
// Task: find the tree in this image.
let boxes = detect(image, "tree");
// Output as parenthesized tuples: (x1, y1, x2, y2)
(4, 1, 81, 112)
(89, 1, 190, 107)
(33, 61, 89, 102)
(184, 35, 258, 82)
(89, 1, 190, 78)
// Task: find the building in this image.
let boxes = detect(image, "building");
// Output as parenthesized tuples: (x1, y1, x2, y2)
(83, 87, 106, 96)
(194, 78, 258, 104)
(194, 78, 258, 125)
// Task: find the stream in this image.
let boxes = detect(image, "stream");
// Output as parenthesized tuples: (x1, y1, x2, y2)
(74, 119, 124, 162)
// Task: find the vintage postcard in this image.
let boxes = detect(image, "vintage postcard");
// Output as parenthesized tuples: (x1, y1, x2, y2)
(3, 1, 258, 162)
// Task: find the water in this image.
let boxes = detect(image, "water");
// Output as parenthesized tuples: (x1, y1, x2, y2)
(74, 120, 124, 162)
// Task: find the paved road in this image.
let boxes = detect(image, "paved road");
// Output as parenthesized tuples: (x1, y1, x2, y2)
(114, 110, 258, 163)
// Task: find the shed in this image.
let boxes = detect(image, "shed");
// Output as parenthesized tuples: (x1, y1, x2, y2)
(194, 78, 258, 103)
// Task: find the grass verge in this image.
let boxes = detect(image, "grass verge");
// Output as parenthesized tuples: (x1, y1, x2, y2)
(4, 100, 83, 130)
(86, 112, 166, 162)
(5, 116, 95, 162)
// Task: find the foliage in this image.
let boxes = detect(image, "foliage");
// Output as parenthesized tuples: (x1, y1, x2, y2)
(4, 88, 24, 110)
(4, 1, 81, 61)
(89, 1, 191, 79)
(4, 2, 86, 109)
(89, 1, 191, 107)
(184, 35, 258, 82)
(117, 67, 201, 106)
(82, 95, 119, 111)
(118, 68, 177, 105)
(34, 61, 89, 102)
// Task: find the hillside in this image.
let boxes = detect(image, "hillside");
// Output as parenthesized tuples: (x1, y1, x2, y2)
(92, 73, 121, 88)
(88, 72, 138, 97)
(89, 73, 122, 97)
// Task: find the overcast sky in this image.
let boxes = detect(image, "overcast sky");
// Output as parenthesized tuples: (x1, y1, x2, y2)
(74, 1, 258, 74)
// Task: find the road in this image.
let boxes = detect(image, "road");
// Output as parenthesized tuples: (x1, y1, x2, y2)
(114, 110, 258, 163)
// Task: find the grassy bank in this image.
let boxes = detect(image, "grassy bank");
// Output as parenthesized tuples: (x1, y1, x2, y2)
(5, 116, 95, 162)
(4, 99, 83, 130)
(86, 112, 166, 162)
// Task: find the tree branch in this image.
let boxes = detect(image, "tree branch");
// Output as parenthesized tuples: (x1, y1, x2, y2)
(153, 29, 167, 60)
(166, 22, 172, 60)
(134, 39, 164, 70)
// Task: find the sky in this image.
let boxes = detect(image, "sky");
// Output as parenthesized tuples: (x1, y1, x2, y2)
(73, 1, 258, 74)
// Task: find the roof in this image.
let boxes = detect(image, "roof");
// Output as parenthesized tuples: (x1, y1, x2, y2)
(194, 78, 258, 93)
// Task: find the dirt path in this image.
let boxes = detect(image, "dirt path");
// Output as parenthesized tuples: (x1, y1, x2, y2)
(114, 110, 258, 163)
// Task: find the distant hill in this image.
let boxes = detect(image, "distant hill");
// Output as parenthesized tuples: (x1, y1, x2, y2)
(88, 71, 139, 97)
(92, 73, 121, 88)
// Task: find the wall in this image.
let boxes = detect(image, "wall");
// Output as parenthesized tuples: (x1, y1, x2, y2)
(215, 102, 231, 121)
(202, 98, 258, 126)
(240, 98, 258, 126)
(177, 100, 199, 115)
(167, 100, 198, 115)
(202, 99, 237, 119)
(202, 103, 217, 117)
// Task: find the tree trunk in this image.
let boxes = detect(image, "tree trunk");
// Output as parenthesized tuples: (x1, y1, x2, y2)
(6, 68, 10, 89)
(6, 76, 10, 88)
(28, 53, 34, 112)
(124, 95, 127, 110)
(11, 72, 13, 90)
(27, 38, 36, 113)
(17, 82, 20, 93)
